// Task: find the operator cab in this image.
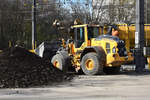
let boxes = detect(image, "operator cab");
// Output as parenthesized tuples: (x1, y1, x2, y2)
(71, 24, 101, 48)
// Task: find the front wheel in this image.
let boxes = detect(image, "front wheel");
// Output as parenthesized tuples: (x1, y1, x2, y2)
(81, 52, 105, 75)
(51, 51, 71, 72)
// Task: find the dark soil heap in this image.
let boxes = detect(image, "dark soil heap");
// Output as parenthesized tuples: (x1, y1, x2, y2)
(0, 47, 72, 88)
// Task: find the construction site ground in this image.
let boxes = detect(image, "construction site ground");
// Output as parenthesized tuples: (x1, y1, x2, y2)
(0, 68, 150, 100)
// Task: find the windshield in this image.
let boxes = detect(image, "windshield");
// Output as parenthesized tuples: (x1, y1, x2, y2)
(88, 27, 100, 39)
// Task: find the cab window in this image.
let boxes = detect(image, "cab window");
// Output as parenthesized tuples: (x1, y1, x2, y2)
(74, 27, 84, 48)
(88, 27, 100, 39)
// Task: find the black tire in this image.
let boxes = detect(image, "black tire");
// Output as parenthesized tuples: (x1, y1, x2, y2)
(81, 52, 105, 75)
(103, 66, 121, 75)
(51, 51, 71, 72)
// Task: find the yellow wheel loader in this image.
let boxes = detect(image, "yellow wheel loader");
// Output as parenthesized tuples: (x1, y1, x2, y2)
(51, 24, 134, 75)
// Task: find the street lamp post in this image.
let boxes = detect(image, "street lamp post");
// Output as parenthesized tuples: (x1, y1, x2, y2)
(135, 0, 145, 72)
(32, 0, 37, 50)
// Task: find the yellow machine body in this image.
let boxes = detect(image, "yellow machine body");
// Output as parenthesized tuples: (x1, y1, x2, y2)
(112, 24, 150, 68)
(68, 24, 133, 70)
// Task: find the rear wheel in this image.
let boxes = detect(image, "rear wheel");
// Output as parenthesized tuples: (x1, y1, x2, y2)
(51, 51, 71, 72)
(81, 52, 105, 75)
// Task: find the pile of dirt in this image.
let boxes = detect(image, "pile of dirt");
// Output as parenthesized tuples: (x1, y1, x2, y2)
(0, 47, 73, 88)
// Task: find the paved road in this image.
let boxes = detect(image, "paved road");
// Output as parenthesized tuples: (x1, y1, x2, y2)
(1, 72, 150, 100)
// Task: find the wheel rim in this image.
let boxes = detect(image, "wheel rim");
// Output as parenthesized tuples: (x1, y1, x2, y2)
(53, 60, 60, 68)
(85, 59, 94, 70)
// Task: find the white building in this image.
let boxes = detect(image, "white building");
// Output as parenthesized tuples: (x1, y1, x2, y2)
(92, 0, 135, 24)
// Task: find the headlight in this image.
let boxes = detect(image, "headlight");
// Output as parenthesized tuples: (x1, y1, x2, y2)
(112, 47, 116, 53)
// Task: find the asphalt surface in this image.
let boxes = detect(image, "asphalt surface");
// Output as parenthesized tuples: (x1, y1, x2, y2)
(0, 71, 150, 100)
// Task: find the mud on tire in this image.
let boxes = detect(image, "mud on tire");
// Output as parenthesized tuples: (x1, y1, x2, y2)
(51, 51, 71, 73)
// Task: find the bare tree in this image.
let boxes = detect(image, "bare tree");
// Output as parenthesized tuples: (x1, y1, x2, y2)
(92, 0, 107, 24)
(59, 0, 136, 24)
(95, 0, 136, 24)
(108, 0, 135, 24)
(0, 0, 63, 49)
(0, 0, 26, 48)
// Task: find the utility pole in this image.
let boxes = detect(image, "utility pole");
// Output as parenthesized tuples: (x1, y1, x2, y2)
(135, 0, 145, 73)
(32, 0, 37, 50)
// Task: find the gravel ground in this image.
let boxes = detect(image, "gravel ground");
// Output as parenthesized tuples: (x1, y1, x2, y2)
(0, 71, 150, 100)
